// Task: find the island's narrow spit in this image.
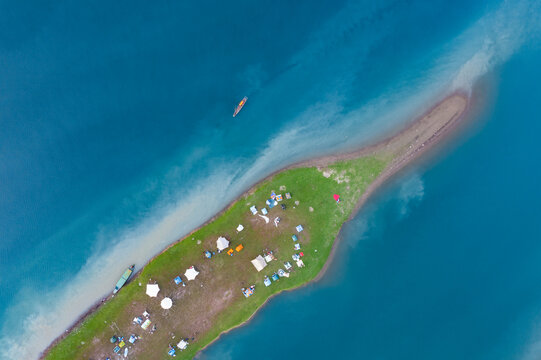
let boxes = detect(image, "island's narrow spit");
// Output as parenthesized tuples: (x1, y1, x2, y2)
(43, 94, 468, 360)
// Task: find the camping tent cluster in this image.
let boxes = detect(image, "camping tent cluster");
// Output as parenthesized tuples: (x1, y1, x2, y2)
(143, 265, 200, 314)
(243, 190, 310, 292)
(105, 186, 317, 358)
(168, 339, 189, 357)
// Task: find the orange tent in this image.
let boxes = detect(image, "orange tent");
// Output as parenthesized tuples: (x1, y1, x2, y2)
(227, 249, 234, 256)
(235, 244, 244, 252)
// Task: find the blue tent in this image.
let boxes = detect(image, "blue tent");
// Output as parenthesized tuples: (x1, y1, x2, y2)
(292, 234, 298, 241)
(264, 277, 271, 287)
(174, 276, 183, 285)
(168, 348, 176, 356)
(204, 251, 213, 258)
(271, 273, 279, 281)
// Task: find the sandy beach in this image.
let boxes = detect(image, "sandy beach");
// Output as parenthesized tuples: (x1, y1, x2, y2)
(41, 93, 469, 359)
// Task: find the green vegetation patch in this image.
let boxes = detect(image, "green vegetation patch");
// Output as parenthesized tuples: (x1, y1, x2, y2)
(46, 155, 388, 360)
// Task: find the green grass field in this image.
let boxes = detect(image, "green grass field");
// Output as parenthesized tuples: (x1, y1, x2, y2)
(45, 155, 388, 360)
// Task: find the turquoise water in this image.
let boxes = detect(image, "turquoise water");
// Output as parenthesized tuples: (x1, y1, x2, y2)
(0, 0, 540, 359)
(200, 47, 541, 359)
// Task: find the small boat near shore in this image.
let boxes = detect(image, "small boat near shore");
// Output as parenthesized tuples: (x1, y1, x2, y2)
(113, 265, 135, 294)
(233, 96, 248, 117)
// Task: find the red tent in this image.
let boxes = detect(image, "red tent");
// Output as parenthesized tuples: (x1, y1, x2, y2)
(333, 194, 340, 201)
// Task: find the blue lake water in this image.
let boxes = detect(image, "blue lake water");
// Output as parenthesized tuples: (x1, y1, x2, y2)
(200, 47, 541, 359)
(0, 0, 540, 359)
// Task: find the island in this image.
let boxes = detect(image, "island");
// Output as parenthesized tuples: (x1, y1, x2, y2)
(42, 94, 468, 360)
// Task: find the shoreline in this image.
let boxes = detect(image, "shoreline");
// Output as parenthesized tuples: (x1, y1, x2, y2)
(195, 91, 471, 357)
(41, 92, 470, 359)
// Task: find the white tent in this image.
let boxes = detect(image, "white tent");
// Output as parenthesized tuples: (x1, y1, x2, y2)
(216, 236, 230, 251)
(251, 255, 267, 272)
(236, 224, 244, 232)
(185, 266, 199, 281)
(146, 283, 160, 297)
(177, 339, 188, 350)
(161, 297, 173, 309)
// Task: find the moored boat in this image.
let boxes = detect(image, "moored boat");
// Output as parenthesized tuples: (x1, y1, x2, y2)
(113, 264, 135, 294)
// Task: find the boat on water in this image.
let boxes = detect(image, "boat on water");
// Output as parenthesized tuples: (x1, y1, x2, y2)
(233, 96, 248, 117)
(113, 264, 135, 294)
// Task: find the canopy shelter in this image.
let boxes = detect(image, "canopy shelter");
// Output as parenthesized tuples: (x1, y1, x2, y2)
(185, 266, 199, 281)
(216, 236, 230, 251)
(161, 297, 173, 309)
(177, 340, 189, 350)
(146, 283, 160, 297)
(251, 255, 267, 272)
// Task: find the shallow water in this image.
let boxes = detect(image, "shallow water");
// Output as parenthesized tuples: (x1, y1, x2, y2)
(0, 0, 540, 358)
(200, 46, 541, 359)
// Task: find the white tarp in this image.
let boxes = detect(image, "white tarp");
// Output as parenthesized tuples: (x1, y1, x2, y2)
(216, 236, 230, 251)
(141, 319, 151, 330)
(251, 255, 267, 272)
(146, 283, 160, 297)
(161, 297, 173, 309)
(177, 340, 188, 350)
(185, 266, 199, 281)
